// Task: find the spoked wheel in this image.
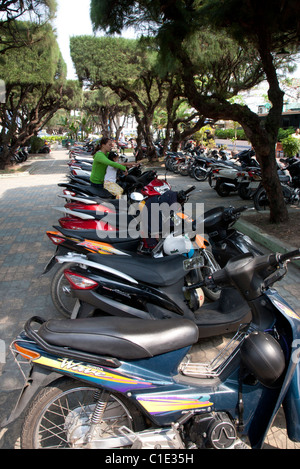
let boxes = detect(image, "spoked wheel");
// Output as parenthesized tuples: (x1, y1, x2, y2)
(20, 379, 145, 449)
(51, 262, 78, 317)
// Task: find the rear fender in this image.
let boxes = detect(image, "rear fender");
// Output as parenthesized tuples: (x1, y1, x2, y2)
(1, 366, 60, 427)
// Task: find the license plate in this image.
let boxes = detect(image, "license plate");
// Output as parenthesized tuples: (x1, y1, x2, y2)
(248, 181, 260, 188)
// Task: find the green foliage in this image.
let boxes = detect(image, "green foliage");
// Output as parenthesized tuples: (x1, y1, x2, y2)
(70, 35, 146, 87)
(215, 128, 247, 140)
(277, 127, 295, 141)
(281, 135, 300, 157)
(29, 136, 45, 153)
(0, 22, 60, 84)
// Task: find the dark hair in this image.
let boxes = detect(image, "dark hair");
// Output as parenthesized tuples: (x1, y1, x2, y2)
(92, 137, 112, 156)
(107, 151, 118, 161)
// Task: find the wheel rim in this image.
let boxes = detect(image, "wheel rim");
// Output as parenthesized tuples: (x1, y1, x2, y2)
(33, 387, 133, 449)
(56, 273, 78, 316)
(194, 167, 207, 181)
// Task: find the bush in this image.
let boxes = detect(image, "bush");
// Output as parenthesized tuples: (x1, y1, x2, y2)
(214, 128, 247, 140)
(281, 135, 300, 157)
(29, 136, 45, 153)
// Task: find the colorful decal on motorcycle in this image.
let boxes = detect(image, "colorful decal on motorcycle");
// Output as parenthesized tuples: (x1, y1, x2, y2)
(77, 240, 129, 255)
(28, 354, 154, 391)
(136, 395, 213, 415)
(273, 299, 300, 320)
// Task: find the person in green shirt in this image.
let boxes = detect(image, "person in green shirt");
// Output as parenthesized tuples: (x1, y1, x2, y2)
(90, 137, 131, 195)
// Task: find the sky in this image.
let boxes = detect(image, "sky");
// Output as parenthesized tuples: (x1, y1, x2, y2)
(53, 0, 93, 79)
(53, 0, 136, 80)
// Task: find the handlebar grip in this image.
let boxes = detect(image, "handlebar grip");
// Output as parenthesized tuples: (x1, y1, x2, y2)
(279, 248, 300, 264)
(231, 205, 249, 214)
(184, 186, 196, 195)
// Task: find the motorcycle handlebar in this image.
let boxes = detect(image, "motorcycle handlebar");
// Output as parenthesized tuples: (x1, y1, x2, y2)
(184, 185, 196, 195)
(183, 249, 300, 294)
(278, 248, 300, 264)
(230, 205, 249, 215)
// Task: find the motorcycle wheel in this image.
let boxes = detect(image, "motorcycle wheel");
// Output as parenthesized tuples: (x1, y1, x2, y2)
(51, 262, 79, 318)
(172, 163, 180, 174)
(20, 378, 145, 449)
(193, 166, 207, 182)
(253, 186, 270, 211)
(215, 181, 231, 197)
(237, 184, 252, 200)
(179, 164, 188, 176)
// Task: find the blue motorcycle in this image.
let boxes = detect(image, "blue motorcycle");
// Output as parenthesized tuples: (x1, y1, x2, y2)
(2, 249, 300, 449)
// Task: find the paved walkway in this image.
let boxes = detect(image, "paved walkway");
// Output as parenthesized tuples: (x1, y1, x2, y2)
(0, 149, 299, 449)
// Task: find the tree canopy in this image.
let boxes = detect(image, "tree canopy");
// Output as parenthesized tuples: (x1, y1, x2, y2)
(0, 21, 82, 168)
(89, 0, 300, 222)
(0, 0, 56, 54)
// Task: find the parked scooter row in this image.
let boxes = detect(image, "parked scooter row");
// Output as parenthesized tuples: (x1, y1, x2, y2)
(165, 147, 263, 199)
(8, 146, 29, 164)
(47, 185, 223, 317)
(165, 147, 232, 180)
(3, 145, 300, 449)
(66, 147, 171, 199)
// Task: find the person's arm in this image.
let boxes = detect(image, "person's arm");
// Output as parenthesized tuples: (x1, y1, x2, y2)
(96, 152, 127, 171)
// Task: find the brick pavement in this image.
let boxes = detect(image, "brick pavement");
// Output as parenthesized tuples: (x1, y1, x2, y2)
(0, 149, 299, 449)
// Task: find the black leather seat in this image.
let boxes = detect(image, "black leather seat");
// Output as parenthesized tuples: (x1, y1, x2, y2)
(37, 317, 199, 360)
(87, 252, 186, 286)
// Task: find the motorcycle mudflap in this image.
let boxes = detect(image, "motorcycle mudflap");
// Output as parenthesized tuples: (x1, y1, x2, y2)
(42, 246, 67, 275)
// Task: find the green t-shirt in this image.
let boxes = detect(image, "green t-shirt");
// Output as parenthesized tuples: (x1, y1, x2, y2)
(90, 151, 126, 184)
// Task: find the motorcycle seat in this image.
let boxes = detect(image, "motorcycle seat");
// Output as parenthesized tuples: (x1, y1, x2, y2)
(87, 252, 186, 286)
(36, 317, 199, 360)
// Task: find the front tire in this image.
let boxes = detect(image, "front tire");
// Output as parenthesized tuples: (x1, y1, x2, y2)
(21, 378, 145, 449)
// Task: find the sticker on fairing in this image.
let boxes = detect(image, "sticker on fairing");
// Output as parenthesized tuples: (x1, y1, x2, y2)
(273, 299, 300, 320)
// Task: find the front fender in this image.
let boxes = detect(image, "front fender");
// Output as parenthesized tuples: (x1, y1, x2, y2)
(1, 365, 60, 427)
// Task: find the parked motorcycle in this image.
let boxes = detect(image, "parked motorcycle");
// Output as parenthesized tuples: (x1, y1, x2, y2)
(195, 205, 263, 267)
(3, 248, 300, 449)
(280, 156, 300, 188)
(210, 149, 259, 197)
(253, 182, 300, 211)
